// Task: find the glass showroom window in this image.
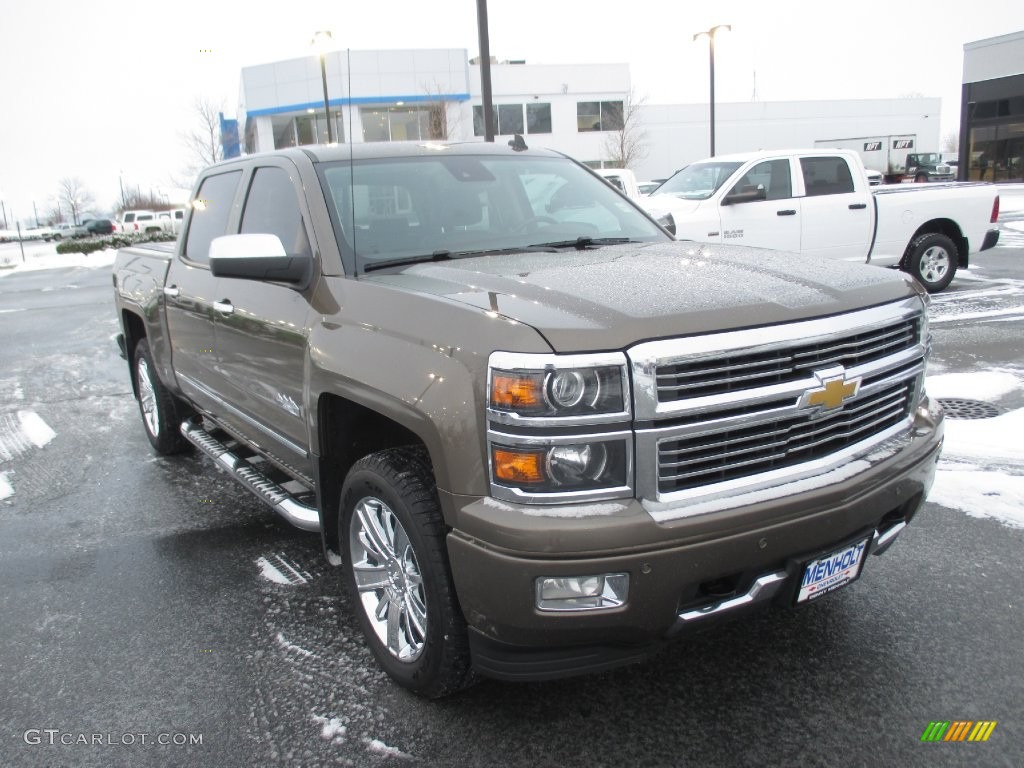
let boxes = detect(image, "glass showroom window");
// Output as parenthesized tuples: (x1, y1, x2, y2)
(577, 101, 624, 132)
(272, 115, 297, 149)
(361, 106, 432, 142)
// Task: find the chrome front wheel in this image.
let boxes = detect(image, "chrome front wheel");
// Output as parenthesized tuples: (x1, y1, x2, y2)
(349, 496, 427, 662)
(339, 447, 472, 697)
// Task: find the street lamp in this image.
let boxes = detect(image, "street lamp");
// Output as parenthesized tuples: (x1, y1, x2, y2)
(312, 30, 334, 143)
(693, 24, 731, 157)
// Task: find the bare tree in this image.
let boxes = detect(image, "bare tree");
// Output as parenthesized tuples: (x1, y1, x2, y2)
(421, 81, 459, 141)
(177, 97, 225, 185)
(942, 131, 960, 153)
(603, 90, 649, 170)
(56, 177, 95, 224)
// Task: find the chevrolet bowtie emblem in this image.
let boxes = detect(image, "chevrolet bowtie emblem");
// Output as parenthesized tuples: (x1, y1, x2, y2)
(801, 372, 861, 411)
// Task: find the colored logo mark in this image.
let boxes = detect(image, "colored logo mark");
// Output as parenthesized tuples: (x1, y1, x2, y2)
(920, 721, 997, 742)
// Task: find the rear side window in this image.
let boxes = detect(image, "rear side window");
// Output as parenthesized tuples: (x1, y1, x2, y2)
(801, 156, 855, 197)
(184, 171, 242, 264)
(240, 166, 311, 259)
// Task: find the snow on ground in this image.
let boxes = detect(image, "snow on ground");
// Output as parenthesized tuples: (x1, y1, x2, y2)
(997, 185, 1024, 213)
(926, 371, 1024, 529)
(0, 411, 57, 462)
(0, 243, 117, 275)
(0, 472, 12, 501)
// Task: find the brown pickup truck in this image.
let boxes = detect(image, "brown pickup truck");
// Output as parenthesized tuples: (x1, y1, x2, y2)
(113, 142, 944, 697)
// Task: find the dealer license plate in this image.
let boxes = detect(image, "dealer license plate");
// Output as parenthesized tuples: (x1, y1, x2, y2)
(797, 537, 870, 604)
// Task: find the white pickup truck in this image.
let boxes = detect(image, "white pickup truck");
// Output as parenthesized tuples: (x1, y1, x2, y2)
(641, 149, 1001, 292)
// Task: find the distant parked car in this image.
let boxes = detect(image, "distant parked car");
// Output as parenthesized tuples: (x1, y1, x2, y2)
(864, 169, 884, 186)
(51, 222, 88, 240)
(85, 218, 117, 235)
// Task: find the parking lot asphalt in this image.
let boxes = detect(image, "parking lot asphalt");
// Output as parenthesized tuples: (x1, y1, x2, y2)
(0, 229, 1022, 768)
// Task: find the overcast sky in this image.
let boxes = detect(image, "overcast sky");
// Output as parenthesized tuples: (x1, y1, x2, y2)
(1, 0, 1022, 224)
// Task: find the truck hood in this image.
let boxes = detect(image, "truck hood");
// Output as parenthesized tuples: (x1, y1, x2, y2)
(364, 241, 917, 352)
(639, 194, 703, 219)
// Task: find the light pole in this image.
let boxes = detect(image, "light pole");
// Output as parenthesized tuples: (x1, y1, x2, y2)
(312, 30, 334, 143)
(693, 24, 731, 157)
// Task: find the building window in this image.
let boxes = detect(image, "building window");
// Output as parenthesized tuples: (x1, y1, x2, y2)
(272, 113, 344, 149)
(498, 104, 524, 135)
(577, 101, 624, 132)
(526, 103, 552, 134)
(360, 106, 432, 142)
(473, 103, 552, 136)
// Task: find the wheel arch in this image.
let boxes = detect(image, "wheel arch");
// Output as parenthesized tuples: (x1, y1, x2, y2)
(121, 309, 147, 399)
(904, 218, 968, 269)
(315, 391, 442, 566)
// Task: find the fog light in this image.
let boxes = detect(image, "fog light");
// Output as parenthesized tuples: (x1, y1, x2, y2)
(535, 573, 629, 611)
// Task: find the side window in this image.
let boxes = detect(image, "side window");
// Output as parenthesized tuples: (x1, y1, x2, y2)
(184, 170, 242, 264)
(801, 156, 855, 197)
(240, 167, 312, 258)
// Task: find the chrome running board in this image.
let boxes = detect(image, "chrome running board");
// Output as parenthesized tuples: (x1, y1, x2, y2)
(180, 419, 321, 532)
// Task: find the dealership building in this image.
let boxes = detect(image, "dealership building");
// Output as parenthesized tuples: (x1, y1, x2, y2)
(959, 30, 1024, 182)
(238, 48, 943, 182)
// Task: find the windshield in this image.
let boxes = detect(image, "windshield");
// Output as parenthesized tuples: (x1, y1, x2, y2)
(653, 161, 743, 200)
(913, 154, 942, 165)
(317, 154, 668, 274)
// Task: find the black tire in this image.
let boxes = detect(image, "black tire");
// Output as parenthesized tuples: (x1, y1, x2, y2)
(915, 173, 928, 183)
(903, 232, 958, 293)
(339, 446, 473, 698)
(132, 338, 189, 454)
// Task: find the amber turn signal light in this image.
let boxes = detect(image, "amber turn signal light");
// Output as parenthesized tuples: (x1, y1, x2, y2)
(491, 373, 543, 410)
(492, 447, 545, 484)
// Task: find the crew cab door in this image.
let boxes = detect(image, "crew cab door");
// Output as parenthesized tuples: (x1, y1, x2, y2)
(164, 169, 243, 415)
(796, 155, 873, 261)
(211, 160, 315, 478)
(717, 158, 800, 252)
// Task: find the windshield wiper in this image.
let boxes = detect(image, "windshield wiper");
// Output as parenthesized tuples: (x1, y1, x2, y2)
(361, 245, 559, 273)
(528, 236, 638, 250)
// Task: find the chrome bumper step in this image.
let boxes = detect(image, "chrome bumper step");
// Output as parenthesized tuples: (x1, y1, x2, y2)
(180, 419, 321, 532)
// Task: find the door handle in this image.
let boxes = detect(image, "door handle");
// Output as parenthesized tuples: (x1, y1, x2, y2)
(776, 209, 797, 216)
(163, 285, 180, 298)
(213, 300, 235, 315)
(849, 203, 867, 210)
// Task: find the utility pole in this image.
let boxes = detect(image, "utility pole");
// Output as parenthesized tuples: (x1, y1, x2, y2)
(1, 200, 7, 229)
(475, 0, 495, 142)
(33, 201, 39, 227)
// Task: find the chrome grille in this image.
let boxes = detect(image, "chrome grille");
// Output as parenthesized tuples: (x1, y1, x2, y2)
(629, 297, 928, 516)
(655, 317, 918, 402)
(657, 381, 913, 494)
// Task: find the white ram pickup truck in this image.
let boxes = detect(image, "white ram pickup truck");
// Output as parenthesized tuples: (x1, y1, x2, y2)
(642, 149, 1001, 292)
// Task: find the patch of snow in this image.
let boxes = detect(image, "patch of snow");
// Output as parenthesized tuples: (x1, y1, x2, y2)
(257, 556, 292, 585)
(0, 472, 13, 501)
(312, 714, 347, 742)
(938, 408, 1024, 464)
(256, 552, 311, 585)
(1005, 221, 1024, 232)
(929, 306, 1024, 325)
(926, 371, 1023, 402)
(18, 411, 56, 448)
(0, 246, 117, 278)
(521, 501, 629, 518)
(929, 463, 1024, 529)
(363, 738, 412, 760)
(274, 632, 317, 658)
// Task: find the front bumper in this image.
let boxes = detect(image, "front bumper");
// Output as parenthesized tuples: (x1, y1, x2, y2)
(445, 408, 943, 681)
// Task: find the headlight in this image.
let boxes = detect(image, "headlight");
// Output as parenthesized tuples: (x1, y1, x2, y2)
(491, 439, 628, 492)
(487, 352, 633, 502)
(488, 352, 630, 424)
